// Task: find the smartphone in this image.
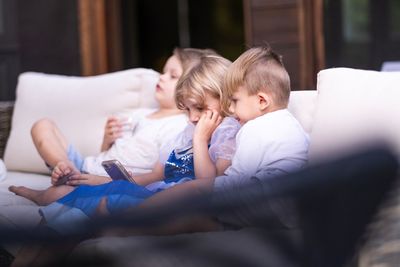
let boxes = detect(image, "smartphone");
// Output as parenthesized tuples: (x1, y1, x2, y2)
(101, 160, 137, 184)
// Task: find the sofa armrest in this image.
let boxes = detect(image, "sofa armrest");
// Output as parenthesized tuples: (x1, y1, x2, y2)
(0, 101, 14, 158)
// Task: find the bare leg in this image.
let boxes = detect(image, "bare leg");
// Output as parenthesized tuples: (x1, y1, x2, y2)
(31, 119, 72, 169)
(31, 119, 81, 184)
(8, 185, 75, 206)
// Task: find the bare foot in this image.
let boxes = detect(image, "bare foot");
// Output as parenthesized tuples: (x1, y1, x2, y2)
(8, 186, 45, 205)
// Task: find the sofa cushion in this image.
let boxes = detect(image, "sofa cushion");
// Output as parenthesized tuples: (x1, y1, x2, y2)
(309, 67, 400, 163)
(287, 90, 317, 135)
(4, 69, 159, 173)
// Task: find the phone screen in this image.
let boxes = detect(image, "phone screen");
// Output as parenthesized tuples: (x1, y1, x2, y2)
(101, 160, 137, 184)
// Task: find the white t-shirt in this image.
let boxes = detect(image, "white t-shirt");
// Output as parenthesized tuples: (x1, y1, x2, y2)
(214, 109, 310, 193)
(83, 108, 188, 176)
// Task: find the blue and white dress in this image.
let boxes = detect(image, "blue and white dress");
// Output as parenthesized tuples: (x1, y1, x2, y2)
(40, 117, 241, 234)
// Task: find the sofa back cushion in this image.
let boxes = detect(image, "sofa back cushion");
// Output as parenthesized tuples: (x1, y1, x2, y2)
(309, 67, 400, 163)
(4, 69, 159, 173)
(288, 90, 317, 135)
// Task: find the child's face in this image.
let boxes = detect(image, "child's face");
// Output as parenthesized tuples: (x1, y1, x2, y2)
(184, 93, 221, 125)
(155, 55, 183, 108)
(229, 86, 263, 125)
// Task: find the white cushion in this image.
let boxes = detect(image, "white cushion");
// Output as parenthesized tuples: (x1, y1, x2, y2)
(0, 172, 50, 230)
(4, 69, 159, 173)
(288, 90, 317, 135)
(309, 67, 400, 163)
(0, 159, 6, 182)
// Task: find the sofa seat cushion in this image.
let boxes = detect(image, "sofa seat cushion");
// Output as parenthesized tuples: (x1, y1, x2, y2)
(0, 171, 50, 206)
(0, 172, 50, 231)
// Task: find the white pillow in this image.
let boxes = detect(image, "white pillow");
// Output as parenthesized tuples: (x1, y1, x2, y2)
(308, 67, 400, 163)
(4, 68, 159, 173)
(288, 90, 317, 135)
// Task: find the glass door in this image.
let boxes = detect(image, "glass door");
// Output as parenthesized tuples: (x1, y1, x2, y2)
(0, 0, 19, 100)
(324, 0, 400, 70)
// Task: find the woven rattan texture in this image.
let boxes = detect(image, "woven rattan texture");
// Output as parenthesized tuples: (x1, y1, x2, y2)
(0, 102, 14, 159)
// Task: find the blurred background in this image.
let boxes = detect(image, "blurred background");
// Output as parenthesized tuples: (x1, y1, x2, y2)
(0, 0, 399, 101)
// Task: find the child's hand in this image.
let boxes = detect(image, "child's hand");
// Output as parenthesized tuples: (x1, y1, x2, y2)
(194, 109, 222, 143)
(51, 161, 80, 185)
(67, 174, 112, 186)
(101, 116, 124, 150)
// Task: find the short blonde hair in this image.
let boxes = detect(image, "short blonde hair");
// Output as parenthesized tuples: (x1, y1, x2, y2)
(224, 46, 291, 107)
(175, 55, 232, 116)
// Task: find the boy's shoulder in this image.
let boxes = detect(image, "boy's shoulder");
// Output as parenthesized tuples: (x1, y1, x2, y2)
(240, 109, 307, 140)
(243, 109, 292, 128)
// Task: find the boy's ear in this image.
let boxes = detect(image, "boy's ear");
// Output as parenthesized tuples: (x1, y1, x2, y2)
(257, 92, 271, 111)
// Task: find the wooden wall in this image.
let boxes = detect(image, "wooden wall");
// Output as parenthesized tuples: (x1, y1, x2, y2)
(243, 0, 324, 90)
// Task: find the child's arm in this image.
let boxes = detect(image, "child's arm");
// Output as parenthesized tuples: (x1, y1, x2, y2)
(131, 162, 165, 186)
(67, 174, 112, 186)
(67, 162, 165, 186)
(193, 110, 223, 179)
(215, 159, 231, 176)
(101, 116, 123, 151)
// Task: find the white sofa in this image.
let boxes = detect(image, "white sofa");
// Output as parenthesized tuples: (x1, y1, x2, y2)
(1, 67, 400, 265)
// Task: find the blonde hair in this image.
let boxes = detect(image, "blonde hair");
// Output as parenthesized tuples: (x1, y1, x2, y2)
(175, 55, 232, 116)
(173, 47, 218, 73)
(224, 46, 291, 108)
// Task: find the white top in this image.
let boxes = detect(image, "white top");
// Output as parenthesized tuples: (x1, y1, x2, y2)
(83, 108, 188, 176)
(214, 109, 309, 193)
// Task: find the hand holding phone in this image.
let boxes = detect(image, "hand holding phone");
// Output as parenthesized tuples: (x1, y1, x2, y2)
(101, 160, 137, 184)
(54, 172, 74, 186)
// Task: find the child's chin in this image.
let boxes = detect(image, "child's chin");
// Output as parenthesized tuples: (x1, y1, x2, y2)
(237, 118, 246, 125)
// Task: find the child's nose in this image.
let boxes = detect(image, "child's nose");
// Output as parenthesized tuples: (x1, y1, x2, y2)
(229, 103, 235, 114)
(159, 72, 167, 82)
(189, 112, 200, 123)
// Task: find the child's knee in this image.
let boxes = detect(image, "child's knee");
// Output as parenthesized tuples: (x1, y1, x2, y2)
(31, 118, 56, 137)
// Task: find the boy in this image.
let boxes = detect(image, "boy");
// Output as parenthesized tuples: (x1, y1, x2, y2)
(115, 45, 309, 234)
